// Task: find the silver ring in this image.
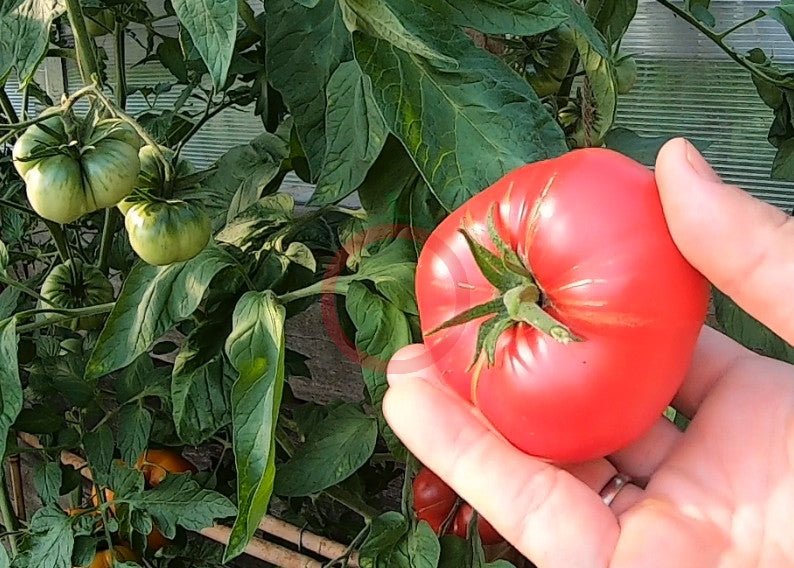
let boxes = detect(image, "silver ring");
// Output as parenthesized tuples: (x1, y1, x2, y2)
(599, 473, 632, 507)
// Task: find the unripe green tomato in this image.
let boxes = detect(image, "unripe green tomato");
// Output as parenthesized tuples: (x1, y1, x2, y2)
(13, 114, 142, 224)
(40, 260, 114, 331)
(615, 55, 638, 95)
(84, 9, 116, 37)
(117, 145, 196, 215)
(125, 200, 211, 265)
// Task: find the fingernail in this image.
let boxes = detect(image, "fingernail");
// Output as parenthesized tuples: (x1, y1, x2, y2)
(685, 140, 721, 182)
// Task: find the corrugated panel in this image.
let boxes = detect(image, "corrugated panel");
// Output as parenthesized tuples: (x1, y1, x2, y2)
(618, 0, 794, 209)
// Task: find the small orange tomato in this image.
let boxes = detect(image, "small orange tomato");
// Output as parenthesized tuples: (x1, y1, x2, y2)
(135, 449, 196, 487)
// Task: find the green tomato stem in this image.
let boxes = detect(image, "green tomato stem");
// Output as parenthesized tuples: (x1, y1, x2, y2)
(0, 470, 19, 555)
(0, 198, 35, 217)
(0, 276, 49, 304)
(64, 0, 102, 83)
(717, 10, 766, 40)
(114, 20, 127, 110)
(90, 87, 175, 182)
(15, 302, 115, 333)
(42, 221, 71, 265)
(0, 86, 18, 123)
(98, 209, 116, 275)
(654, 0, 793, 88)
(276, 276, 353, 304)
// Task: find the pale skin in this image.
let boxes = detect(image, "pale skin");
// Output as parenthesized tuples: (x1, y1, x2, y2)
(384, 138, 794, 568)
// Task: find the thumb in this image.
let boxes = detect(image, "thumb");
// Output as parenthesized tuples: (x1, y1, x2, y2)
(655, 138, 794, 345)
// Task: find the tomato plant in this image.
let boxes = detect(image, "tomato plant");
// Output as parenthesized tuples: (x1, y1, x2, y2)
(416, 149, 709, 462)
(0, 0, 789, 567)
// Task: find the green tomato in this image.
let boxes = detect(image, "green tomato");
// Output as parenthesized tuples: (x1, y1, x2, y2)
(84, 9, 116, 37)
(615, 55, 638, 95)
(125, 199, 211, 265)
(117, 145, 196, 215)
(13, 114, 142, 224)
(40, 260, 114, 331)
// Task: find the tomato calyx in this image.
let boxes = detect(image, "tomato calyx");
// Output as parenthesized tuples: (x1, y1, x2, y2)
(425, 207, 580, 367)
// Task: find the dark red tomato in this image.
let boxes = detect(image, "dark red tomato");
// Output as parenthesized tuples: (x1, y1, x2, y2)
(412, 467, 457, 534)
(415, 148, 708, 463)
(452, 503, 503, 545)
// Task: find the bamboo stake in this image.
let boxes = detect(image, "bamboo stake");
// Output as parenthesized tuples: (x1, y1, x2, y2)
(7, 453, 26, 520)
(17, 433, 360, 567)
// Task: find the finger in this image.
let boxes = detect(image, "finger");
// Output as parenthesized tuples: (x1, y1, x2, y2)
(655, 138, 794, 345)
(671, 325, 750, 417)
(608, 416, 681, 482)
(384, 363, 619, 568)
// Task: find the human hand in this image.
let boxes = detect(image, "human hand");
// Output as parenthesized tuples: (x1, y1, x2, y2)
(384, 138, 794, 568)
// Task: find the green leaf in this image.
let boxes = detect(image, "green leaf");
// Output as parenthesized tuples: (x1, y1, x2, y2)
(216, 193, 294, 251)
(584, 0, 637, 44)
(0, 544, 8, 568)
(275, 404, 377, 496)
(33, 461, 62, 504)
(603, 128, 712, 166)
(355, 1, 567, 210)
(266, 0, 352, 179)
(310, 61, 388, 205)
(572, 29, 617, 145)
(713, 287, 794, 363)
(772, 138, 794, 181)
(224, 291, 286, 560)
(28, 353, 94, 407)
(13, 405, 65, 435)
(108, 461, 146, 497)
(354, 237, 419, 315)
(83, 425, 114, 485)
(172, 317, 234, 445)
(0, 319, 21, 460)
(292, 0, 319, 6)
(117, 405, 153, 465)
(359, 513, 440, 568)
(690, 4, 715, 27)
(171, 0, 237, 91)
(27, 505, 74, 568)
(85, 246, 236, 380)
(70, 537, 99, 568)
(0, 287, 21, 320)
(425, 0, 568, 36)
(0, 240, 7, 277)
(132, 474, 236, 538)
(117, 356, 170, 404)
(0, 0, 65, 85)
(340, 0, 457, 67)
(157, 36, 190, 83)
(346, 282, 412, 406)
(555, 0, 609, 57)
(202, 132, 290, 228)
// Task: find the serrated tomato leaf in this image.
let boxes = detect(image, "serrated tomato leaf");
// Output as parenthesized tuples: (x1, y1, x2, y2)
(0, 319, 21, 460)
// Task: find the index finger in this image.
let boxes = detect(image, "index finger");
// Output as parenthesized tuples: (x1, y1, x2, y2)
(656, 138, 794, 345)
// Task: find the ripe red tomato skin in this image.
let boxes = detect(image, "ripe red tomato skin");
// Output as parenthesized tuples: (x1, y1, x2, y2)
(415, 148, 709, 463)
(452, 503, 503, 545)
(412, 467, 457, 533)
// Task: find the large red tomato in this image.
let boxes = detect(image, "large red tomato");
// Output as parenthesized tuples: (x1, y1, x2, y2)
(415, 148, 708, 463)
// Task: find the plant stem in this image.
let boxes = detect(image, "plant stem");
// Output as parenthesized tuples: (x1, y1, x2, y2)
(90, 87, 174, 182)
(43, 220, 71, 264)
(0, 87, 18, 123)
(98, 209, 115, 274)
(0, 470, 19, 555)
(277, 276, 353, 304)
(653, 0, 792, 88)
(114, 20, 127, 110)
(20, 86, 29, 121)
(64, 0, 101, 83)
(0, 198, 34, 217)
(0, 276, 49, 304)
(717, 10, 766, 40)
(15, 302, 115, 333)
